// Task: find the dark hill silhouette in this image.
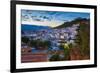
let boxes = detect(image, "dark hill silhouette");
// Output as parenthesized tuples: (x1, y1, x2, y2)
(54, 17, 90, 29)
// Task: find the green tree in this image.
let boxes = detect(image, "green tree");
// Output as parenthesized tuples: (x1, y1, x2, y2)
(44, 41, 51, 48)
(49, 54, 62, 61)
(75, 22, 90, 56)
(63, 43, 70, 60)
(29, 40, 51, 49)
(22, 37, 29, 44)
(29, 40, 37, 47)
(59, 43, 70, 60)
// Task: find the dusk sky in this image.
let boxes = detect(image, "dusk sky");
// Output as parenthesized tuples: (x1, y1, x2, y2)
(21, 10, 90, 27)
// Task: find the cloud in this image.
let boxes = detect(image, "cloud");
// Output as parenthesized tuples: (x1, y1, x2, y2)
(21, 10, 90, 25)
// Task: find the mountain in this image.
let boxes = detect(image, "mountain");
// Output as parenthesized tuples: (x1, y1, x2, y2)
(54, 18, 90, 29)
(21, 24, 51, 31)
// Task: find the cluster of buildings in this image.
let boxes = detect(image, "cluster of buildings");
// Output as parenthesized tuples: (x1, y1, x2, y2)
(21, 24, 80, 62)
(22, 24, 79, 50)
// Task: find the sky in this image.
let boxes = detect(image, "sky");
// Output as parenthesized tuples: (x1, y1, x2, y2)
(21, 10, 90, 27)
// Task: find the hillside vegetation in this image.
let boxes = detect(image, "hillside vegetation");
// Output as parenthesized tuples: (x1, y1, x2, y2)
(54, 17, 90, 59)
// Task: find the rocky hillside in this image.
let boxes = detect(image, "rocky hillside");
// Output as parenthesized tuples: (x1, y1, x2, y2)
(54, 17, 90, 29)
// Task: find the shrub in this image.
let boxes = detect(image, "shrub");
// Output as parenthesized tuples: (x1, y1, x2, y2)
(22, 37, 29, 44)
(49, 54, 62, 61)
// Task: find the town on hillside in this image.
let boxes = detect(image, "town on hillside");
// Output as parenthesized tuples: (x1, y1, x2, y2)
(21, 10, 90, 63)
(21, 19, 90, 63)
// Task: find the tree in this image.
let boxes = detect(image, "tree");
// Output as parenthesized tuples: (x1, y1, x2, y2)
(29, 40, 37, 47)
(44, 41, 51, 48)
(75, 22, 90, 56)
(49, 54, 62, 61)
(59, 43, 70, 60)
(29, 40, 51, 49)
(63, 43, 70, 60)
(22, 37, 29, 44)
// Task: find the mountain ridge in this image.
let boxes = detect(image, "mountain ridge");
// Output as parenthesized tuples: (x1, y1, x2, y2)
(53, 18, 90, 29)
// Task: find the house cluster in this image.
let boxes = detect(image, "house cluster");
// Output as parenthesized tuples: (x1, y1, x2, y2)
(22, 24, 79, 48)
